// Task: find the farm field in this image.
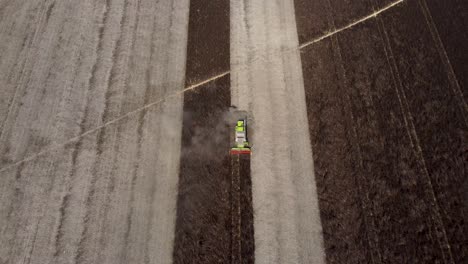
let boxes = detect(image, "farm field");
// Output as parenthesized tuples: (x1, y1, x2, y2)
(0, 0, 466, 263)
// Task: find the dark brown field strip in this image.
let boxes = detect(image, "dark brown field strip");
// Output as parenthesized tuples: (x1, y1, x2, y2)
(173, 75, 233, 263)
(301, 37, 372, 264)
(230, 154, 242, 264)
(379, 1, 468, 261)
(184, 0, 230, 86)
(239, 154, 254, 264)
(294, 0, 392, 45)
(296, 0, 467, 262)
(337, 16, 452, 263)
(230, 153, 255, 264)
(294, 0, 332, 44)
(419, 0, 468, 100)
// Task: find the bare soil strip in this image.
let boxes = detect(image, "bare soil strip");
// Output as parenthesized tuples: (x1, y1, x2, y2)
(0, 1, 189, 263)
(231, 1, 326, 263)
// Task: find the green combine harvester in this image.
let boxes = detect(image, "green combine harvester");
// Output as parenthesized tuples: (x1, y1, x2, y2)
(230, 119, 251, 155)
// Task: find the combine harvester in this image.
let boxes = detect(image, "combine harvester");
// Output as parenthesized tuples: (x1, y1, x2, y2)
(230, 119, 251, 155)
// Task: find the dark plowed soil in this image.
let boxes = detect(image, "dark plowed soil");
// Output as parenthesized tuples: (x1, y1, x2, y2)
(184, 0, 229, 86)
(301, 37, 373, 264)
(240, 154, 255, 264)
(296, 0, 467, 263)
(414, 0, 468, 100)
(380, 2, 468, 261)
(230, 153, 255, 264)
(294, 0, 331, 43)
(231, 155, 242, 263)
(173, 76, 232, 263)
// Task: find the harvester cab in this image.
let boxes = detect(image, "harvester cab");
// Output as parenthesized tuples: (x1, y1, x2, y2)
(230, 119, 251, 155)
